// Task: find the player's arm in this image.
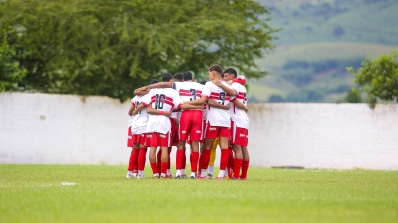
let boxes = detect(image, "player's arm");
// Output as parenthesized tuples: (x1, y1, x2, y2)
(232, 99, 248, 113)
(128, 103, 135, 116)
(131, 103, 146, 116)
(212, 79, 237, 96)
(207, 98, 230, 110)
(146, 103, 171, 117)
(180, 103, 203, 110)
(134, 89, 150, 96)
(134, 82, 172, 95)
(184, 95, 208, 105)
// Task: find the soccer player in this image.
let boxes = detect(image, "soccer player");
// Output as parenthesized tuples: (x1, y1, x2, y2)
(185, 64, 234, 180)
(229, 75, 250, 179)
(135, 72, 228, 179)
(126, 79, 159, 179)
(134, 73, 201, 178)
(215, 69, 250, 180)
(136, 73, 184, 178)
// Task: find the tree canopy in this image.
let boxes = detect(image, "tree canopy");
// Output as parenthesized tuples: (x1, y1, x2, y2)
(347, 51, 398, 108)
(0, 0, 276, 101)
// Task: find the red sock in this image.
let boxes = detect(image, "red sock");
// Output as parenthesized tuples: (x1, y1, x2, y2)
(219, 149, 229, 170)
(127, 149, 139, 171)
(161, 162, 168, 175)
(199, 149, 211, 170)
(228, 147, 234, 169)
(138, 148, 147, 171)
(150, 162, 158, 175)
(233, 158, 243, 178)
(190, 152, 199, 172)
(240, 160, 250, 179)
(182, 151, 186, 169)
(176, 149, 184, 169)
(127, 149, 134, 171)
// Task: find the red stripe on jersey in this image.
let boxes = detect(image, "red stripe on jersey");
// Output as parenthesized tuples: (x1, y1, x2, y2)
(164, 100, 174, 108)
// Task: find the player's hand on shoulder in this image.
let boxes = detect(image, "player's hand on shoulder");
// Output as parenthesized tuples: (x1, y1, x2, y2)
(212, 79, 222, 87)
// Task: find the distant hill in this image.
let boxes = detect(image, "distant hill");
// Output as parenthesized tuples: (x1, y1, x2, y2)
(250, 0, 398, 103)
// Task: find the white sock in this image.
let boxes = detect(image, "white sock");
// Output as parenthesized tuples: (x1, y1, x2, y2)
(200, 169, 207, 177)
(181, 169, 186, 175)
(138, 170, 144, 175)
(208, 166, 214, 175)
(176, 169, 181, 176)
(224, 169, 229, 177)
(128, 171, 133, 174)
(218, 170, 226, 178)
(167, 169, 171, 176)
(154, 173, 159, 177)
(190, 172, 196, 178)
(161, 173, 166, 177)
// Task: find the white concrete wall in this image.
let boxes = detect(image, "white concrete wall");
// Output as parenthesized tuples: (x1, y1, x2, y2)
(1, 93, 397, 169)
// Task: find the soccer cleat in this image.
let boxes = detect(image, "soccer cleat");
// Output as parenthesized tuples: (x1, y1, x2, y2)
(166, 175, 173, 179)
(126, 172, 135, 179)
(175, 175, 181, 179)
(190, 176, 195, 179)
(215, 176, 224, 180)
(196, 175, 207, 180)
(181, 174, 188, 179)
(206, 174, 213, 179)
(136, 173, 145, 179)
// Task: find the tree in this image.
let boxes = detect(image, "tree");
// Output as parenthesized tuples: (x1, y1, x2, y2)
(0, 28, 27, 92)
(347, 51, 398, 108)
(343, 88, 362, 103)
(0, 0, 276, 101)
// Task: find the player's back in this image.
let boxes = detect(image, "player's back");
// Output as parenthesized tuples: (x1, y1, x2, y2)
(172, 81, 204, 104)
(142, 88, 183, 134)
(131, 95, 149, 130)
(203, 81, 231, 127)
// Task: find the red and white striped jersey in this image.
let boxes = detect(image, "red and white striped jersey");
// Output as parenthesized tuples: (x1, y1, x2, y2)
(141, 88, 183, 134)
(172, 82, 205, 111)
(230, 82, 249, 129)
(130, 95, 149, 134)
(202, 81, 231, 127)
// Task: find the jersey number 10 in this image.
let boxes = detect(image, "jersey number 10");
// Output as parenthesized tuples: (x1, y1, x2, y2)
(155, 94, 166, 109)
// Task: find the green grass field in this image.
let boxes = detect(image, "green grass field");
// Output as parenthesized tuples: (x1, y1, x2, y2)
(1, 165, 397, 223)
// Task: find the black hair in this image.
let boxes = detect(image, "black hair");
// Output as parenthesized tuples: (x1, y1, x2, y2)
(161, 72, 172, 82)
(182, 71, 193, 81)
(199, 80, 207, 85)
(150, 79, 159, 84)
(172, 73, 183, 81)
(222, 68, 237, 78)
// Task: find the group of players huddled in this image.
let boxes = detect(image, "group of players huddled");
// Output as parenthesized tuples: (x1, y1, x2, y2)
(126, 64, 250, 180)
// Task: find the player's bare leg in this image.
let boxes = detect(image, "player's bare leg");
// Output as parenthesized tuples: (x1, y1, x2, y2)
(149, 146, 159, 178)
